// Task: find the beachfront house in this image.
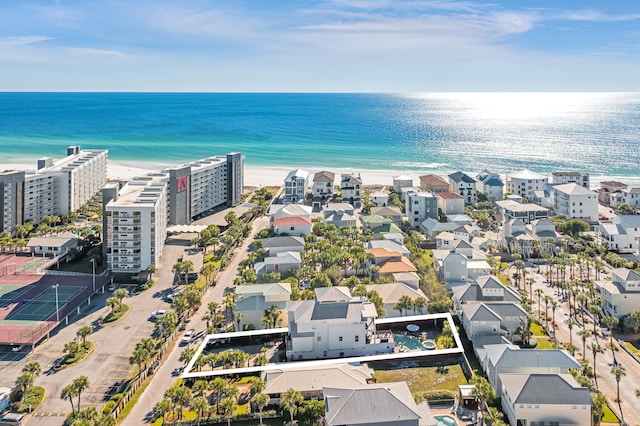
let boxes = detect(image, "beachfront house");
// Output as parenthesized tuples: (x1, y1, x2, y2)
(393, 175, 414, 193)
(500, 374, 592, 426)
(341, 173, 363, 207)
(505, 169, 548, 200)
(551, 171, 590, 188)
(323, 382, 437, 426)
(596, 267, 640, 318)
(419, 174, 450, 193)
(283, 169, 309, 204)
(235, 282, 291, 330)
(448, 171, 477, 205)
(312, 170, 335, 206)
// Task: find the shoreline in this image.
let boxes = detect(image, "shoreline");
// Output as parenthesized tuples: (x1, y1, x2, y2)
(1, 159, 640, 189)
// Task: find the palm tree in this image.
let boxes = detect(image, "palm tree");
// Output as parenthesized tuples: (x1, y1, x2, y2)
(578, 329, 591, 360)
(130, 347, 149, 375)
(191, 396, 209, 426)
(73, 375, 90, 411)
(469, 376, 495, 411)
(263, 305, 280, 329)
(174, 386, 192, 420)
(394, 295, 414, 317)
(235, 311, 245, 332)
(248, 377, 266, 397)
(220, 397, 238, 426)
(113, 288, 129, 305)
(146, 264, 157, 279)
(543, 295, 551, 328)
(565, 318, 576, 348)
(550, 301, 558, 336)
(534, 288, 543, 318)
(15, 372, 34, 402)
(76, 325, 92, 346)
(611, 366, 626, 402)
(106, 296, 120, 313)
(209, 378, 227, 414)
(154, 398, 173, 425)
(279, 388, 303, 424)
(251, 393, 270, 425)
(22, 361, 41, 378)
(601, 315, 618, 356)
(61, 384, 78, 415)
(179, 348, 196, 367)
(590, 343, 604, 384)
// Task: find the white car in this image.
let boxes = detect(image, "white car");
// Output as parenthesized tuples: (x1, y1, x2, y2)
(181, 329, 195, 344)
(150, 310, 167, 321)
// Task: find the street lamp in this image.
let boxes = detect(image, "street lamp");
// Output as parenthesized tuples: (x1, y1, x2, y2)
(90, 258, 96, 292)
(53, 284, 60, 322)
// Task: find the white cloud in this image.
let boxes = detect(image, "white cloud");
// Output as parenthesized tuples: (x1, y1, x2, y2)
(0, 36, 51, 47)
(65, 47, 129, 58)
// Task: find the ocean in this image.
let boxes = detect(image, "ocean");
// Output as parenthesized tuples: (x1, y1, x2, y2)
(1, 92, 639, 182)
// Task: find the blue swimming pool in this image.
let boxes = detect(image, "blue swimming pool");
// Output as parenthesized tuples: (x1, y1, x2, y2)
(393, 334, 436, 351)
(434, 415, 459, 426)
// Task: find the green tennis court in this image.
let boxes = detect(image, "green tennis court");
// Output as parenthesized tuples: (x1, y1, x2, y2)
(8, 285, 85, 322)
(0, 285, 32, 308)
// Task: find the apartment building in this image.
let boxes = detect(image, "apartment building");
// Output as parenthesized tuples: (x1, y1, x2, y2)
(551, 171, 590, 188)
(405, 191, 437, 228)
(505, 169, 548, 199)
(0, 146, 108, 232)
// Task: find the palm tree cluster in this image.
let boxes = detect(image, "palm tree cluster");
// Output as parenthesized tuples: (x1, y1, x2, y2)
(61, 375, 115, 425)
(392, 294, 428, 316)
(129, 337, 157, 376)
(106, 288, 129, 316)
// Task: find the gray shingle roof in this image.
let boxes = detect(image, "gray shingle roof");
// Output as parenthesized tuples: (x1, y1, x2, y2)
(500, 373, 592, 405)
(449, 171, 476, 184)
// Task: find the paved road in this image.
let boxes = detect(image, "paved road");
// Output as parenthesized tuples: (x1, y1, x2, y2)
(522, 264, 640, 426)
(122, 215, 269, 425)
(20, 235, 193, 426)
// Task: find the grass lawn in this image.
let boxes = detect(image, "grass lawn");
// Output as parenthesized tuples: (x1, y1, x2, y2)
(497, 272, 510, 287)
(602, 403, 621, 423)
(371, 362, 467, 394)
(55, 341, 95, 369)
(102, 303, 130, 324)
(17, 386, 45, 412)
(530, 322, 548, 337)
(532, 337, 555, 350)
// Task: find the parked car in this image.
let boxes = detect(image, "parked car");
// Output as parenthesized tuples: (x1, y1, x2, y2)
(150, 310, 167, 321)
(181, 329, 195, 345)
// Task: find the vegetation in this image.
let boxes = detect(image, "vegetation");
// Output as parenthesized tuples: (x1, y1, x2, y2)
(372, 363, 467, 394)
(56, 340, 95, 369)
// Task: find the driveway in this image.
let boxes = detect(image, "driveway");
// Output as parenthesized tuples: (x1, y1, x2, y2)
(122, 215, 270, 425)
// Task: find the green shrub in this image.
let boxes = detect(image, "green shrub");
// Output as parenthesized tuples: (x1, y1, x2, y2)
(414, 389, 457, 402)
(18, 386, 45, 412)
(103, 400, 116, 414)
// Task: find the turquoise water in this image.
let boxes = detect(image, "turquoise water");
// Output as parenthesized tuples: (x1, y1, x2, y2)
(393, 334, 435, 351)
(1, 92, 639, 179)
(434, 415, 459, 426)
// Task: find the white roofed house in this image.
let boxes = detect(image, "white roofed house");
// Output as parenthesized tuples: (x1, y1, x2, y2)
(312, 170, 336, 206)
(285, 297, 390, 361)
(552, 183, 598, 223)
(611, 187, 640, 209)
(341, 173, 363, 207)
(597, 215, 640, 254)
(26, 232, 79, 260)
(283, 169, 309, 204)
(323, 382, 437, 426)
(505, 169, 548, 200)
(235, 283, 292, 330)
(500, 374, 592, 426)
(596, 267, 640, 318)
(448, 171, 477, 205)
(393, 175, 414, 193)
(370, 191, 389, 207)
(254, 251, 301, 276)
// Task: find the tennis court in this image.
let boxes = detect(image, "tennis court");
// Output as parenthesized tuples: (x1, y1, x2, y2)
(7, 285, 85, 322)
(0, 285, 32, 308)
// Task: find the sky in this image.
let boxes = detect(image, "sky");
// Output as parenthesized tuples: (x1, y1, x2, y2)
(1, 0, 640, 92)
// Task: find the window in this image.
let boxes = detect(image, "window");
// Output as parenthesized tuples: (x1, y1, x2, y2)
(338, 336, 343, 342)
(355, 335, 359, 342)
(317, 336, 321, 341)
(290, 227, 295, 231)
